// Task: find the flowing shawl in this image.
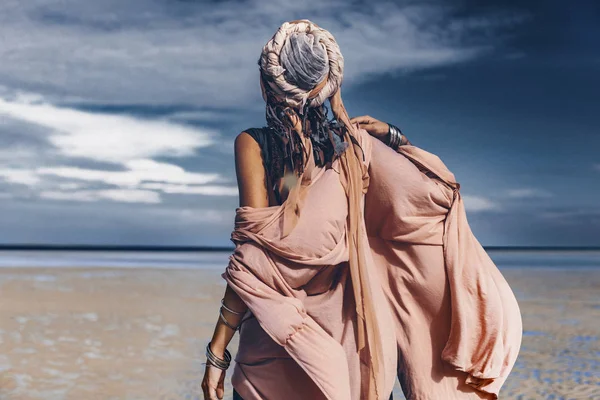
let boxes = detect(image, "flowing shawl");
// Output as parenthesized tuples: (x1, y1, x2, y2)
(223, 123, 398, 400)
(241, 19, 394, 399)
(395, 145, 523, 392)
(365, 139, 523, 398)
(222, 19, 522, 400)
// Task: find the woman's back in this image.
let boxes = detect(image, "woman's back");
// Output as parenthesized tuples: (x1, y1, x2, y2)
(241, 126, 350, 258)
(242, 124, 350, 208)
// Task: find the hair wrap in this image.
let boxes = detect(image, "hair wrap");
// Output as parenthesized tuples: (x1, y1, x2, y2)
(259, 19, 343, 110)
(258, 19, 385, 400)
(281, 32, 329, 91)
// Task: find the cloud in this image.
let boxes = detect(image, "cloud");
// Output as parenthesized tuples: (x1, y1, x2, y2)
(538, 208, 600, 229)
(458, 188, 553, 214)
(139, 183, 238, 196)
(506, 188, 553, 199)
(143, 207, 235, 224)
(0, 1, 525, 204)
(0, 0, 530, 244)
(0, 0, 524, 107)
(40, 189, 161, 204)
(38, 159, 221, 187)
(0, 94, 236, 203)
(0, 95, 215, 163)
(462, 194, 499, 212)
(0, 169, 40, 186)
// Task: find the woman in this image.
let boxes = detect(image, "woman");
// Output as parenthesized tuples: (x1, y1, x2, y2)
(201, 20, 522, 400)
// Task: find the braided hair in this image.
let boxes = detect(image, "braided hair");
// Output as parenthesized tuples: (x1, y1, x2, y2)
(258, 66, 351, 189)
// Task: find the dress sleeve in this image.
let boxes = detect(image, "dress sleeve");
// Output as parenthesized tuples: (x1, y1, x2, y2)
(364, 137, 523, 398)
(364, 137, 454, 244)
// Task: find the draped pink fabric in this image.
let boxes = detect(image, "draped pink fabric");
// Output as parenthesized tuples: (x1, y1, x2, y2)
(221, 127, 522, 400)
(365, 138, 522, 399)
(255, 19, 400, 399)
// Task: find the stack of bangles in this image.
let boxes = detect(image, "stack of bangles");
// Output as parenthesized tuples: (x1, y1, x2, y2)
(386, 123, 406, 148)
(206, 341, 232, 370)
(205, 298, 246, 370)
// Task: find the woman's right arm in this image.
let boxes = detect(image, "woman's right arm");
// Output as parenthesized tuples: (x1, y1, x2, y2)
(201, 131, 270, 400)
(349, 115, 412, 147)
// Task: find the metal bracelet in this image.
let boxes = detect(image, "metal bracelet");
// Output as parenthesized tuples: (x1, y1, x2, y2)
(394, 125, 403, 147)
(387, 123, 405, 149)
(387, 124, 399, 148)
(396, 130, 404, 147)
(219, 308, 240, 331)
(206, 343, 230, 370)
(391, 124, 400, 148)
(206, 341, 232, 370)
(386, 123, 394, 146)
(390, 125, 398, 149)
(221, 298, 245, 315)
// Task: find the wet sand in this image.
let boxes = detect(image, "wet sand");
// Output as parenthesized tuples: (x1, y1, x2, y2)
(0, 266, 598, 399)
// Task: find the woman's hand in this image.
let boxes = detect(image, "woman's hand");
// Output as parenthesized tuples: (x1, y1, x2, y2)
(349, 115, 389, 142)
(201, 363, 226, 400)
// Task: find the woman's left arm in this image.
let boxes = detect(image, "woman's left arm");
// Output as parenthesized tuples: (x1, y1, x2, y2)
(349, 115, 411, 148)
(201, 131, 269, 400)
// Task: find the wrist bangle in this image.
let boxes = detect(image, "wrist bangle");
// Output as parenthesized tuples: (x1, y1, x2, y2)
(206, 341, 232, 370)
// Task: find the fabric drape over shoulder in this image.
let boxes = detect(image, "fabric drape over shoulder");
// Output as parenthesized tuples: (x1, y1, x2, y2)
(364, 137, 522, 399)
(222, 126, 522, 400)
(223, 128, 398, 400)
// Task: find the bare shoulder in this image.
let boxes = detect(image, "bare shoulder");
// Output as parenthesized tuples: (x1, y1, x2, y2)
(234, 131, 264, 175)
(234, 131, 261, 154)
(234, 131, 269, 208)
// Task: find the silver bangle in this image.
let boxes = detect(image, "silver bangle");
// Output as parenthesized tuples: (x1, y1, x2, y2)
(387, 123, 406, 149)
(219, 308, 240, 331)
(387, 123, 399, 148)
(221, 298, 245, 315)
(389, 124, 398, 148)
(206, 341, 232, 370)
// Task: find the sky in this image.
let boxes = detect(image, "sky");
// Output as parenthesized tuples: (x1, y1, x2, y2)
(0, 0, 598, 247)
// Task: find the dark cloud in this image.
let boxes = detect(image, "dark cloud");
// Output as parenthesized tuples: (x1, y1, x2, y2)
(0, 0, 597, 246)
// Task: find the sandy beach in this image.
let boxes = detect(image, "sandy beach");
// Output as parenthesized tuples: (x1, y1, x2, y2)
(0, 257, 598, 399)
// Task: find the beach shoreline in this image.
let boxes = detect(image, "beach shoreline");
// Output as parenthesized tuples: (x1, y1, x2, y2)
(0, 264, 598, 399)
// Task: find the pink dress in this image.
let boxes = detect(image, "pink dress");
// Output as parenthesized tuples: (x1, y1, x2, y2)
(222, 128, 522, 400)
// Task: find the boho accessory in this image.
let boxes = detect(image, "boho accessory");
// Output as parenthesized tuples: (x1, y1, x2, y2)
(220, 298, 245, 315)
(219, 298, 244, 331)
(219, 308, 240, 331)
(386, 123, 404, 149)
(205, 341, 232, 370)
(258, 19, 350, 183)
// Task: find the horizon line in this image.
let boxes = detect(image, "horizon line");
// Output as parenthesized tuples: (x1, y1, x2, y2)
(0, 244, 599, 252)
